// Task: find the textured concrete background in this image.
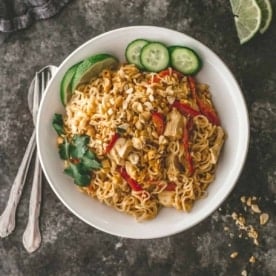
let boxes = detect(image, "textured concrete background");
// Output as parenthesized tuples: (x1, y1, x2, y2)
(0, 0, 275, 275)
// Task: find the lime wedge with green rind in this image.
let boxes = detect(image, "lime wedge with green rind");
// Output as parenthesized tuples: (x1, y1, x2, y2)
(60, 64, 79, 106)
(71, 54, 118, 93)
(230, 0, 262, 44)
(256, 0, 273, 33)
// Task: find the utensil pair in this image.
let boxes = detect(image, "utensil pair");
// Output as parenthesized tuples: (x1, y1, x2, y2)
(0, 65, 57, 252)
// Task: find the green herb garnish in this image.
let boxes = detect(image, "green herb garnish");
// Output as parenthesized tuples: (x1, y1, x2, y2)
(66, 135, 102, 186)
(52, 113, 64, 135)
(64, 163, 92, 186)
(69, 135, 90, 159)
(58, 138, 70, 160)
(52, 114, 101, 186)
(81, 151, 101, 170)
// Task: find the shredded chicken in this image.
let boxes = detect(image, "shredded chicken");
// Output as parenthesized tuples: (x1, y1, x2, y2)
(109, 138, 132, 164)
(210, 127, 225, 164)
(166, 154, 180, 181)
(158, 191, 175, 207)
(164, 108, 184, 139)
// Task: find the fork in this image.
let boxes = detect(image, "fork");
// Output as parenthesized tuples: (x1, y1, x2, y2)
(22, 66, 56, 253)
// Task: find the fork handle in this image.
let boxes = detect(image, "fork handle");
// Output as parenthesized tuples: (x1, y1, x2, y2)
(22, 152, 42, 253)
(0, 130, 36, 237)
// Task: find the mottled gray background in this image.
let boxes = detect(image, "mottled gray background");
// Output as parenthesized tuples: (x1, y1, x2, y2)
(0, 0, 276, 275)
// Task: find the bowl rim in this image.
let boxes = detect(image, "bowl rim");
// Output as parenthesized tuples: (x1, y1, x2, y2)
(36, 25, 250, 238)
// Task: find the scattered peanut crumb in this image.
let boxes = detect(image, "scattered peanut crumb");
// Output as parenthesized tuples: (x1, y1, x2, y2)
(223, 195, 269, 273)
(240, 196, 246, 203)
(232, 212, 238, 220)
(260, 213, 269, 225)
(251, 204, 261, 213)
(246, 197, 252, 207)
(230, 251, 239, 258)
(249, 256, 256, 263)
(230, 200, 262, 246)
(236, 215, 246, 227)
(246, 225, 259, 245)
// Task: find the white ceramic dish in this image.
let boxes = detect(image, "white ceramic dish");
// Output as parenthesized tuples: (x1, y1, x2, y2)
(37, 26, 249, 239)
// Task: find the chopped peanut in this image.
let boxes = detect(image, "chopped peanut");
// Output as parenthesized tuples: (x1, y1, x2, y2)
(230, 252, 239, 259)
(251, 204, 261, 214)
(249, 256, 256, 263)
(57, 136, 64, 145)
(260, 213, 269, 225)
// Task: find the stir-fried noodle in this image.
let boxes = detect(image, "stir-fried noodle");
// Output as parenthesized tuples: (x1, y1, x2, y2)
(61, 64, 225, 220)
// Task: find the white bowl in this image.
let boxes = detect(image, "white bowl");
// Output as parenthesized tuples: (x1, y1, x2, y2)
(37, 26, 249, 239)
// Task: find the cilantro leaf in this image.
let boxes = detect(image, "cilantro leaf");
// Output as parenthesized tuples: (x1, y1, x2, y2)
(58, 139, 70, 160)
(84, 150, 96, 160)
(52, 113, 64, 135)
(69, 144, 84, 159)
(59, 134, 101, 187)
(64, 163, 91, 186)
(72, 135, 90, 148)
(69, 135, 90, 159)
(81, 153, 102, 170)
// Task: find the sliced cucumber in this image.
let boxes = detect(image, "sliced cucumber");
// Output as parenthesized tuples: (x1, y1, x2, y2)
(60, 64, 78, 106)
(140, 42, 170, 72)
(125, 39, 149, 69)
(71, 54, 118, 92)
(170, 46, 202, 75)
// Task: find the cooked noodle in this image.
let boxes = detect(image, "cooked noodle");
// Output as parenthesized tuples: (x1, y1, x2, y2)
(61, 64, 225, 220)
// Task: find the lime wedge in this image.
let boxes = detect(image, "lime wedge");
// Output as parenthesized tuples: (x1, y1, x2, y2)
(71, 54, 118, 92)
(230, 0, 262, 44)
(256, 0, 273, 33)
(60, 64, 78, 106)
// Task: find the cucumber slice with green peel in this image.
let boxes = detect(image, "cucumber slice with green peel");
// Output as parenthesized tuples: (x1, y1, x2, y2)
(140, 42, 170, 72)
(125, 39, 149, 69)
(170, 46, 202, 75)
(71, 54, 118, 92)
(60, 64, 79, 106)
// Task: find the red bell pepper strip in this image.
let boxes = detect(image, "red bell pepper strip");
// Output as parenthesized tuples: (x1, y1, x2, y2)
(182, 118, 194, 176)
(188, 76, 220, 126)
(117, 166, 143, 191)
(197, 101, 220, 125)
(186, 116, 194, 132)
(165, 182, 177, 191)
(172, 100, 201, 118)
(105, 133, 119, 154)
(187, 76, 197, 100)
(152, 111, 165, 135)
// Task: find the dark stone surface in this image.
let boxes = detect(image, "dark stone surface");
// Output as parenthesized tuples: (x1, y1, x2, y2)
(0, 0, 275, 275)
